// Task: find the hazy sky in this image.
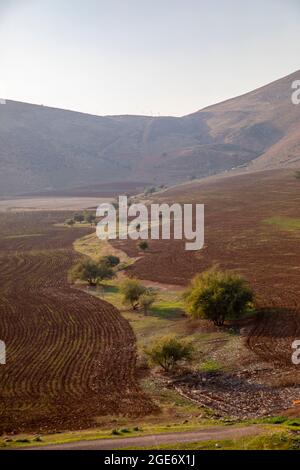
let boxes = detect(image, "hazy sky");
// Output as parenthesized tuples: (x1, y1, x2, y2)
(1, 0, 300, 116)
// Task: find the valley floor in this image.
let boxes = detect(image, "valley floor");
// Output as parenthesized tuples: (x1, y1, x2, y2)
(1, 169, 300, 450)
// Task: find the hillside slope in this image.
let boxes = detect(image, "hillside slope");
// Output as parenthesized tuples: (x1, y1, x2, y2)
(0, 70, 299, 196)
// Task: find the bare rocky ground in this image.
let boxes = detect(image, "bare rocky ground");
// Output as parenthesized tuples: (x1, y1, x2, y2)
(172, 372, 300, 420)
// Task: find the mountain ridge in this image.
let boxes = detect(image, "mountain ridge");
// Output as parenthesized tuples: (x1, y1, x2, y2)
(0, 70, 299, 196)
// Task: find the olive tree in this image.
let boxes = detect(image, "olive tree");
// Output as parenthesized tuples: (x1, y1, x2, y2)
(138, 240, 149, 252)
(184, 268, 254, 326)
(65, 218, 74, 226)
(102, 255, 120, 268)
(145, 335, 194, 372)
(120, 279, 146, 310)
(73, 213, 84, 223)
(84, 211, 96, 225)
(71, 259, 114, 286)
(139, 290, 157, 315)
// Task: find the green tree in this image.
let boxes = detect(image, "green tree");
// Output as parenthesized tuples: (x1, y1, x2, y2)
(139, 290, 156, 315)
(70, 259, 114, 286)
(184, 268, 254, 326)
(96, 261, 115, 283)
(73, 213, 84, 223)
(65, 218, 74, 226)
(84, 211, 96, 225)
(145, 335, 194, 372)
(102, 255, 120, 267)
(120, 279, 146, 310)
(138, 240, 149, 252)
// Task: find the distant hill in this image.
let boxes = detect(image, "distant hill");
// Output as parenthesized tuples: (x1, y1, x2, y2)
(0, 70, 299, 196)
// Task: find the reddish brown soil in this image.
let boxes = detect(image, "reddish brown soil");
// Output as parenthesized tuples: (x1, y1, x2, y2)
(0, 212, 155, 434)
(113, 169, 300, 389)
(114, 170, 300, 290)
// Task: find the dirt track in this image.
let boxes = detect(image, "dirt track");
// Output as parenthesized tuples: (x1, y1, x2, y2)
(0, 212, 155, 434)
(26, 424, 264, 450)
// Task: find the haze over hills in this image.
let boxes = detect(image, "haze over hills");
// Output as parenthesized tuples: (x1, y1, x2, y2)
(0, 70, 299, 196)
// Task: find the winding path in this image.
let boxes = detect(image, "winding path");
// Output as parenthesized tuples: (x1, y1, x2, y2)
(26, 425, 265, 450)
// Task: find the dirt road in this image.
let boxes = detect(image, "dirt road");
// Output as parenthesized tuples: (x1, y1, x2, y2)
(27, 425, 264, 450)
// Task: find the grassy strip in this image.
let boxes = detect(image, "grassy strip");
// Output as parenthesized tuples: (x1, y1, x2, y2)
(264, 216, 300, 231)
(0, 421, 241, 449)
(4, 420, 300, 449)
(122, 430, 300, 450)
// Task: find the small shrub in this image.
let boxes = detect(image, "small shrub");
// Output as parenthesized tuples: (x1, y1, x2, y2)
(73, 213, 84, 223)
(102, 255, 120, 267)
(200, 359, 222, 373)
(65, 218, 74, 226)
(145, 335, 194, 372)
(84, 211, 96, 224)
(286, 419, 300, 427)
(263, 416, 287, 425)
(117, 262, 130, 271)
(120, 279, 146, 310)
(139, 290, 157, 315)
(138, 240, 149, 252)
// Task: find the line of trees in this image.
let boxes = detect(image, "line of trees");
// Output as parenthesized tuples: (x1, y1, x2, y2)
(65, 211, 97, 227)
(71, 245, 255, 373)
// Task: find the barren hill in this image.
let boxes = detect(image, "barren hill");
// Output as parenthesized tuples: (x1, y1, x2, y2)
(0, 70, 299, 196)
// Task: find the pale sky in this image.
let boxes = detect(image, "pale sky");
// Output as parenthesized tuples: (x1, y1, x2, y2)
(1, 0, 300, 116)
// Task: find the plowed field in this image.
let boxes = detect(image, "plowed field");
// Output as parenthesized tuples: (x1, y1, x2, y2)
(0, 212, 154, 434)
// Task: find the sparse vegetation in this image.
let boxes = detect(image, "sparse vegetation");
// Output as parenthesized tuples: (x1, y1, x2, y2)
(138, 240, 149, 252)
(264, 216, 300, 231)
(184, 268, 254, 326)
(84, 211, 96, 225)
(65, 218, 75, 226)
(3, 168, 300, 442)
(102, 254, 120, 268)
(120, 279, 146, 310)
(127, 431, 299, 450)
(294, 171, 300, 180)
(139, 290, 157, 315)
(144, 186, 157, 196)
(73, 213, 85, 223)
(145, 335, 194, 372)
(70, 259, 114, 286)
(200, 359, 222, 373)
